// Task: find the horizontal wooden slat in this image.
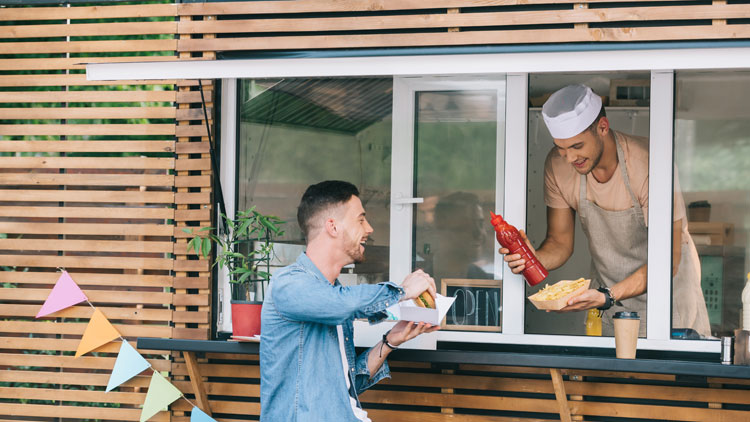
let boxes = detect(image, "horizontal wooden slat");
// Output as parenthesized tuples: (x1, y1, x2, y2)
(0, 39, 177, 55)
(0, 21, 177, 38)
(0, 173, 174, 187)
(0, 386, 146, 405)
(174, 208, 211, 222)
(175, 107, 213, 121)
(174, 158, 210, 171)
(0, 271, 172, 287)
(175, 90, 213, 104)
(0, 55, 177, 72)
(0, 74, 178, 88)
(173, 259, 209, 272)
(0, 90, 175, 103)
(0, 124, 175, 136)
(171, 399, 258, 416)
(179, 4, 750, 34)
(172, 293, 209, 307)
(0, 190, 173, 204)
(0, 255, 172, 271)
(174, 192, 211, 205)
(178, 25, 750, 52)
(171, 380, 258, 396)
(0, 156, 173, 169)
(0, 402, 169, 421)
(175, 175, 210, 188)
(0, 369, 151, 388)
(0, 321, 171, 338)
(0, 238, 172, 253)
(360, 390, 559, 413)
(0, 222, 172, 236)
(171, 363, 258, 378)
(0, 206, 173, 220)
(0, 140, 175, 153)
(0, 3, 177, 21)
(172, 310, 209, 323)
(174, 125, 208, 137)
(0, 107, 175, 120)
(572, 399, 750, 422)
(568, 380, 750, 406)
(174, 141, 210, 154)
(3, 304, 172, 321)
(173, 276, 209, 289)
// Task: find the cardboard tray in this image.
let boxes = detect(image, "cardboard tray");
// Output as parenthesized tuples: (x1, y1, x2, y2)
(528, 278, 591, 311)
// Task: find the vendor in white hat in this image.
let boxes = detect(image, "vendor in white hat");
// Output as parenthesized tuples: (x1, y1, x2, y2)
(500, 84, 710, 338)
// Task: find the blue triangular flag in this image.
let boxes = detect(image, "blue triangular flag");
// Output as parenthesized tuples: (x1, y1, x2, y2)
(106, 340, 151, 392)
(190, 406, 217, 422)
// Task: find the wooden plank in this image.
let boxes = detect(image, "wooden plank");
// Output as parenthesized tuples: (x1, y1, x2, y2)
(173, 276, 209, 289)
(0, 107, 175, 120)
(0, 90, 175, 103)
(174, 208, 211, 222)
(174, 141, 210, 154)
(0, 353, 169, 372)
(0, 39, 177, 55)
(0, 386, 145, 405)
(0, 238, 173, 253)
(0, 271, 172, 287)
(171, 327, 210, 340)
(178, 0, 686, 16)
(171, 380, 259, 396)
(550, 368, 572, 422)
(0, 124, 175, 136)
(0, 369, 151, 388)
(175, 90, 214, 104)
(178, 4, 750, 34)
(184, 352, 213, 415)
(384, 372, 553, 394)
(0, 403, 169, 421)
(0, 190, 173, 204)
(0, 173, 174, 187)
(0, 321, 171, 338)
(0, 55, 178, 72)
(0, 140, 175, 153)
(0, 156, 173, 169)
(565, 380, 750, 406)
(178, 25, 750, 52)
(175, 175, 211, 188)
(0, 21, 177, 38)
(0, 74, 178, 88)
(367, 409, 552, 422)
(359, 390, 559, 413)
(174, 158, 211, 171)
(171, 399, 258, 416)
(174, 192, 211, 205)
(174, 125, 208, 137)
(2, 304, 172, 322)
(173, 259, 210, 272)
(172, 293, 210, 307)
(0, 222, 173, 236)
(0, 206, 173, 220)
(0, 255, 173, 271)
(571, 400, 750, 421)
(0, 3, 177, 21)
(172, 310, 210, 323)
(172, 363, 259, 378)
(175, 107, 213, 121)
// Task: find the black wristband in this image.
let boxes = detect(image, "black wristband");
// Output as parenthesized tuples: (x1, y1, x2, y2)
(382, 330, 398, 351)
(596, 286, 614, 311)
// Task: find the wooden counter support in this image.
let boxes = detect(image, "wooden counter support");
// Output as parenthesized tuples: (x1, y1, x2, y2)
(184, 351, 212, 416)
(550, 368, 572, 422)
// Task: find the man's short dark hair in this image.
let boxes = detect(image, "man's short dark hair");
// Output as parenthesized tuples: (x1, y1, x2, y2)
(297, 180, 360, 240)
(586, 104, 607, 133)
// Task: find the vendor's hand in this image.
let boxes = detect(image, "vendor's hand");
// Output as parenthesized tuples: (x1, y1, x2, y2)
(400, 269, 436, 303)
(552, 288, 606, 313)
(386, 320, 440, 347)
(499, 230, 535, 274)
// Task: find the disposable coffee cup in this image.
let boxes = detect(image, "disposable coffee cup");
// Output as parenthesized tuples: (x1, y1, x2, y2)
(613, 311, 640, 359)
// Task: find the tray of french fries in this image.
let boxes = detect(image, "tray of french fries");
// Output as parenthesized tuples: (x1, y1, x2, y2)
(527, 278, 590, 310)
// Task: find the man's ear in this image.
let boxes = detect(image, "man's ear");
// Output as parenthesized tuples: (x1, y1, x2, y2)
(324, 218, 338, 237)
(597, 116, 610, 136)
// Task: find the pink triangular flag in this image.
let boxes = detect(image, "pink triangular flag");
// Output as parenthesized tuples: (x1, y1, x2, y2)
(36, 271, 88, 318)
(75, 308, 121, 358)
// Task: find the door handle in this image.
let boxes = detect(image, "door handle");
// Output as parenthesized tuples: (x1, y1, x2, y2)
(392, 195, 424, 211)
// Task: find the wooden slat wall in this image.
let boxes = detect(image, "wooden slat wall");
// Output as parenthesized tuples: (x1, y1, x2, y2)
(3, 1, 750, 421)
(0, 2, 191, 421)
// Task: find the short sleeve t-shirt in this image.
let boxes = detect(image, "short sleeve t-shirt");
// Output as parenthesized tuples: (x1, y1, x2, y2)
(543, 131, 686, 225)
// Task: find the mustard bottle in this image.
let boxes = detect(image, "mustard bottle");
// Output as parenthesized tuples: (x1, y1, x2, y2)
(586, 308, 602, 336)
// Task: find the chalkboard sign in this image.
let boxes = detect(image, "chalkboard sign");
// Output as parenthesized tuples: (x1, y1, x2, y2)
(440, 278, 502, 332)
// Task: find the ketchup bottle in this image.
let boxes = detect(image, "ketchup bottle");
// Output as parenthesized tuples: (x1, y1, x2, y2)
(490, 212, 548, 286)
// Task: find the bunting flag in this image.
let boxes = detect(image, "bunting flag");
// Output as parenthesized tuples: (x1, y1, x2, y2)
(75, 308, 121, 358)
(190, 406, 217, 422)
(140, 371, 183, 422)
(36, 270, 88, 318)
(106, 340, 151, 392)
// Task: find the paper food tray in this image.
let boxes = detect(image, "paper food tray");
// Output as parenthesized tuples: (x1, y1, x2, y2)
(528, 278, 591, 311)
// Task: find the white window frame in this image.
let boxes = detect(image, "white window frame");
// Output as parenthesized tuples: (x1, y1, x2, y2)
(88, 46, 750, 353)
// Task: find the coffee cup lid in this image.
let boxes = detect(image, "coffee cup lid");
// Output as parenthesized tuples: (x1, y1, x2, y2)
(614, 311, 639, 319)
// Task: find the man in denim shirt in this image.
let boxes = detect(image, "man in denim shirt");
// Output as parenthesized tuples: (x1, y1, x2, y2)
(260, 180, 438, 421)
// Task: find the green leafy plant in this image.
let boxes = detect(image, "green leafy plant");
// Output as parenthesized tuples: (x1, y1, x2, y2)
(183, 207, 285, 299)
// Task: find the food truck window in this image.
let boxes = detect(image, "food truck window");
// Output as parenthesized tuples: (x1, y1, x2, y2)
(672, 70, 750, 340)
(525, 72, 651, 337)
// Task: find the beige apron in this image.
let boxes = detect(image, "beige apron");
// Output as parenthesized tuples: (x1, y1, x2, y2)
(578, 134, 710, 337)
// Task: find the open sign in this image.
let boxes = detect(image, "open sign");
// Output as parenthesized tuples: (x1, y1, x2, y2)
(440, 278, 502, 332)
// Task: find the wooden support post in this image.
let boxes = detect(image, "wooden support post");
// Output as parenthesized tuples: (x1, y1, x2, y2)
(713, 1, 727, 26)
(708, 382, 723, 409)
(550, 368, 572, 422)
(574, 3, 587, 30)
(184, 351, 212, 416)
(440, 368, 455, 413)
(447, 8, 460, 32)
(566, 372, 584, 421)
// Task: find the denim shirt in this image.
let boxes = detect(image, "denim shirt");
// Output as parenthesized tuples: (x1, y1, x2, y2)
(260, 253, 404, 422)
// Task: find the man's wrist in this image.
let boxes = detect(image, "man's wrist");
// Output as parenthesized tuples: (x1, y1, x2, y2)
(596, 286, 614, 310)
(383, 330, 399, 350)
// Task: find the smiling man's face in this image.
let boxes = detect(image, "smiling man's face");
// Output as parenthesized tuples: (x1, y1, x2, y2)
(337, 196, 374, 264)
(553, 121, 606, 175)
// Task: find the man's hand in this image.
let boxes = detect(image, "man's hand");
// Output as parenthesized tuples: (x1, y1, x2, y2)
(553, 288, 606, 313)
(400, 269, 436, 303)
(386, 320, 440, 347)
(499, 229, 535, 274)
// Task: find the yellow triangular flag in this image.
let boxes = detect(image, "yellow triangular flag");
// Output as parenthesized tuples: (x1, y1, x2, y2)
(75, 308, 121, 358)
(140, 371, 183, 422)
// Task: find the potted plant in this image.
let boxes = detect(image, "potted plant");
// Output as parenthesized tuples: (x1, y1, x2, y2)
(184, 207, 285, 337)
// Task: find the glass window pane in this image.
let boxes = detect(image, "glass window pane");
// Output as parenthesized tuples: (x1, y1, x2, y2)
(526, 73, 651, 336)
(237, 78, 392, 287)
(673, 71, 750, 340)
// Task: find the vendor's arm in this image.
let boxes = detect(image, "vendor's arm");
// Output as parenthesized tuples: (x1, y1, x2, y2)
(501, 206, 575, 273)
(561, 264, 647, 312)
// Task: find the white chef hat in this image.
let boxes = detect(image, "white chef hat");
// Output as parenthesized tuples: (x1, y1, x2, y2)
(542, 84, 602, 139)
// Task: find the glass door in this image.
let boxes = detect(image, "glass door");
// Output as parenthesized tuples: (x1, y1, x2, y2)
(390, 76, 506, 341)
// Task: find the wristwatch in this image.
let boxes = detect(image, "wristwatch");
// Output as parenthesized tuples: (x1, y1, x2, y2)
(596, 286, 615, 311)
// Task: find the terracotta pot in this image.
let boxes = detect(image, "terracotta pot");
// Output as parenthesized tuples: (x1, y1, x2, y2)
(231, 300, 262, 337)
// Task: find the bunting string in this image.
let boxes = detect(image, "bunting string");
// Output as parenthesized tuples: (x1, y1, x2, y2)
(35, 269, 212, 422)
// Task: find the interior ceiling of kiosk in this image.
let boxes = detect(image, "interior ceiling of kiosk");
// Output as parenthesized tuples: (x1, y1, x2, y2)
(239, 78, 393, 135)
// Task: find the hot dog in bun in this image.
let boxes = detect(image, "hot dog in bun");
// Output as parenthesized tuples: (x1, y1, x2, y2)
(413, 291, 435, 309)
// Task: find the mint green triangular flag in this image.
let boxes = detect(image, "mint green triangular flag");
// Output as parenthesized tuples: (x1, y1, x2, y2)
(140, 372, 182, 422)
